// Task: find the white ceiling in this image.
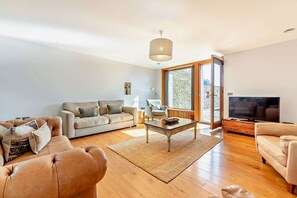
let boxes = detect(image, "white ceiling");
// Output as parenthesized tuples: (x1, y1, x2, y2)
(0, 0, 296, 69)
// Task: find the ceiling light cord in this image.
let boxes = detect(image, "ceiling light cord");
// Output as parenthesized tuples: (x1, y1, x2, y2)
(159, 30, 163, 38)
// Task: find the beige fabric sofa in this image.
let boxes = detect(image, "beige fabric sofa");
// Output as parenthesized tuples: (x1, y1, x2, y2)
(0, 117, 107, 198)
(60, 100, 138, 138)
(255, 122, 297, 193)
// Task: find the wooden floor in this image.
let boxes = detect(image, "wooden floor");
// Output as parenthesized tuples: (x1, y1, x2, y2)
(70, 124, 296, 198)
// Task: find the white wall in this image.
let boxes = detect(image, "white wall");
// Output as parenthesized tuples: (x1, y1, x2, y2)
(0, 37, 156, 120)
(154, 69, 162, 99)
(224, 39, 297, 123)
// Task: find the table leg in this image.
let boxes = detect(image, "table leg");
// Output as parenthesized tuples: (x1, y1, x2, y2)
(146, 126, 149, 143)
(194, 124, 197, 139)
(167, 136, 171, 152)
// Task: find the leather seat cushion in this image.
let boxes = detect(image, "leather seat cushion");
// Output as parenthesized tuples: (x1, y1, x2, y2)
(74, 116, 109, 129)
(152, 110, 166, 116)
(4, 136, 72, 166)
(257, 135, 287, 167)
(102, 112, 133, 124)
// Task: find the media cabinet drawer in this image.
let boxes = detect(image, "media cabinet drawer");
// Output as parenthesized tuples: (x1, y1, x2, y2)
(223, 119, 255, 136)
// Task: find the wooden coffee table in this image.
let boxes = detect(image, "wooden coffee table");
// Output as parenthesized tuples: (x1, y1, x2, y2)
(144, 118, 198, 152)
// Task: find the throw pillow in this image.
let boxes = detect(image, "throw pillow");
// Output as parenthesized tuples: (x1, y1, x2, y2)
(280, 135, 297, 155)
(107, 104, 123, 114)
(29, 123, 51, 154)
(2, 120, 38, 162)
(78, 106, 98, 118)
(151, 104, 161, 110)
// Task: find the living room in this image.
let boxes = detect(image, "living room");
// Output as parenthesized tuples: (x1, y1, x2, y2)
(0, 1, 297, 198)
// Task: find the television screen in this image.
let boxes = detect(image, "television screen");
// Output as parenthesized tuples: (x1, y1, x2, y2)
(229, 97, 280, 122)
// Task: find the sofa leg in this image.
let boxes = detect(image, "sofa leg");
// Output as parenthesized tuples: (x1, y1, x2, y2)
(261, 157, 266, 164)
(286, 183, 296, 193)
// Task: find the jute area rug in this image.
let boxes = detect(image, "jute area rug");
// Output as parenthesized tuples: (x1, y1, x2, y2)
(108, 129, 222, 183)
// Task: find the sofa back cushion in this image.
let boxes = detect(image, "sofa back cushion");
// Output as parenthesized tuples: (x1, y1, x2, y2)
(99, 100, 124, 115)
(63, 102, 99, 117)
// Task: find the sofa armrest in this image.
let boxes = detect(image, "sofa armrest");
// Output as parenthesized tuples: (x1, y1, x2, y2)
(60, 110, 75, 138)
(0, 145, 107, 198)
(255, 123, 297, 137)
(286, 141, 297, 184)
(123, 106, 138, 126)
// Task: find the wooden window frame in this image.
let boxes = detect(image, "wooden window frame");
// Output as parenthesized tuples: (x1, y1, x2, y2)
(162, 57, 223, 121)
(162, 59, 211, 120)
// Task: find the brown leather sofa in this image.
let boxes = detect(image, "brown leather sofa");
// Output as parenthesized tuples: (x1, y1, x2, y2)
(0, 117, 107, 198)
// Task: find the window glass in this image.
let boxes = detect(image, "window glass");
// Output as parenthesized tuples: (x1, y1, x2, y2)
(166, 67, 193, 109)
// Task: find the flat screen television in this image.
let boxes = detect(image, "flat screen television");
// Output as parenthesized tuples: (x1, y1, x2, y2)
(229, 97, 280, 122)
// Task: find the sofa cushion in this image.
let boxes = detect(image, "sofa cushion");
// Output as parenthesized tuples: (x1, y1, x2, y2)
(107, 104, 123, 114)
(98, 100, 124, 115)
(152, 110, 166, 116)
(74, 116, 109, 129)
(257, 135, 287, 167)
(5, 136, 72, 166)
(103, 112, 133, 124)
(29, 123, 52, 154)
(280, 135, 297, 155)
(79, 106, 98, 118)
(63, 102, 99, 117)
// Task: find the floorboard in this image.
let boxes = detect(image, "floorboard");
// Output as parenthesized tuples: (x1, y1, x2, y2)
(70, 124, 296, 198)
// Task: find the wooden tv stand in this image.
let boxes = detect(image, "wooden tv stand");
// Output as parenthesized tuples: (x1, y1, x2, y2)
(223, 118, 255, 136)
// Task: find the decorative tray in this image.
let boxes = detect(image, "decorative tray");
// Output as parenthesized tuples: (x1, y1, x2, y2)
(164, 117, 179, 124)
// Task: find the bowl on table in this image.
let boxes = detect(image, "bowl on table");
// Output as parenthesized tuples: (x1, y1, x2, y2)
(164, 117, 179, 124)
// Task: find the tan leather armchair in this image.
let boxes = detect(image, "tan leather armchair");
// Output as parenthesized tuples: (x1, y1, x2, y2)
(0, 117, 107, 197)
(255, 123, 297, 193)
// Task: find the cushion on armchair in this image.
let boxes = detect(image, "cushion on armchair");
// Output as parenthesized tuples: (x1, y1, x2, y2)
(280, 135, 297, 155)
(256, 136, 287, 167)
(152, 110, 166, 116)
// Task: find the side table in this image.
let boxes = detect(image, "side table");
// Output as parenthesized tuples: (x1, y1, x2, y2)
(138, 110, 145, 124)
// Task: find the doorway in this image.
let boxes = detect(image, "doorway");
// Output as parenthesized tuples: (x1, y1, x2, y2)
(199, 56, 224, 129)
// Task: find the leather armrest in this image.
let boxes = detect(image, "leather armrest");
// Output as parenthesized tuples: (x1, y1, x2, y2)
(60, 110, 75, 138)
(0, 145, 107, 198)
(123, 106, 138, 126)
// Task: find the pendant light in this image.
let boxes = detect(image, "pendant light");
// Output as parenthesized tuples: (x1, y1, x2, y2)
(149, 30, 173, 62)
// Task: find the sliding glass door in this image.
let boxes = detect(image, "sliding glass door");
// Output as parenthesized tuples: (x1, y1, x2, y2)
(200, 63, 212, 123)
(210, 55, 224, 129)
(199, 56, 224, 129)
